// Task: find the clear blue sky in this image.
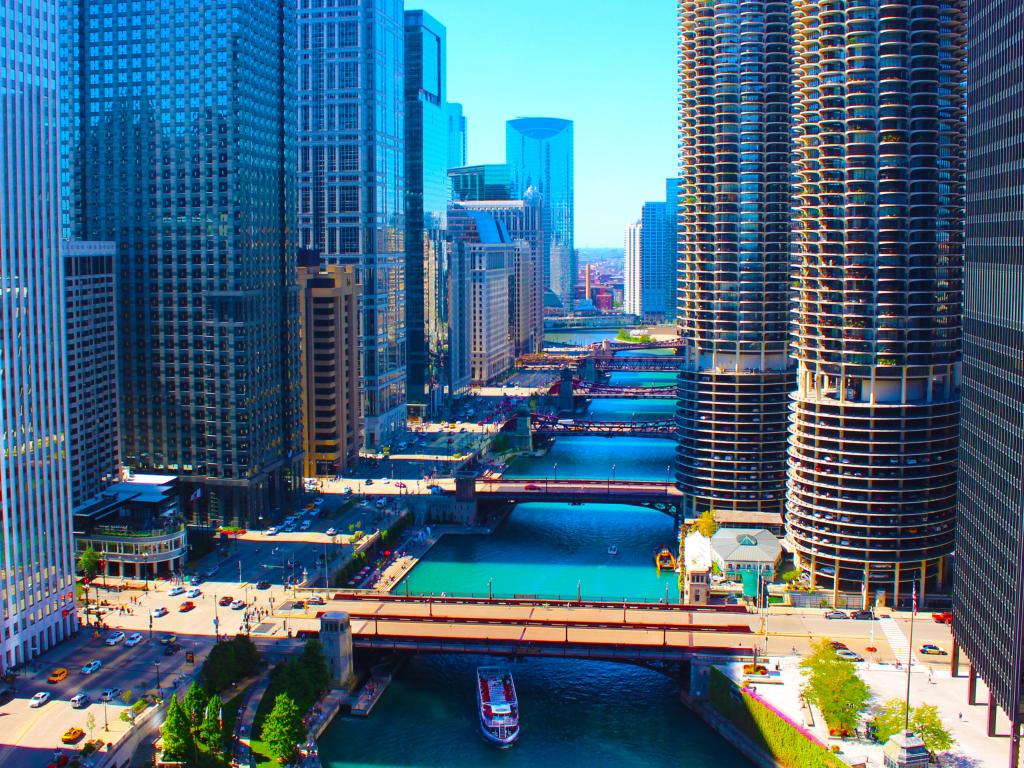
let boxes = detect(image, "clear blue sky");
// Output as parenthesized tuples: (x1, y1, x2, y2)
(408, 0, 677, 248)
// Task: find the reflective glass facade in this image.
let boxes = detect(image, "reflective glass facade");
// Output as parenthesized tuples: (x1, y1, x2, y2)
(404, 10, 450, 416)
(954, 0, 1024, 729)
(675, 1, 792, 526)
(2, 0, 77, 670)
(506, 118, 574, 309)
(66, 0, 303, 525)
(298, 0, 406, 448)
(789, 0, 966, 597)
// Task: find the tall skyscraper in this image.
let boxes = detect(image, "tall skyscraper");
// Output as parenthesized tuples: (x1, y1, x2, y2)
(63, 240, 120, 506)
(298, 0, 407, 448)
(506, 117, 575, 309)
(404, 10, 451, 418)
(788, 0, 965, 599)
(67, 1, 303, 525)
(664, 177, 680, 321)
(675, 2, 792, 528)
(2, 0, 78, 669)
(953, 0, 1024, 755)
(623, 221, 643, 317)
(446, 102, 468, 169)
(449, 164, 514, 202)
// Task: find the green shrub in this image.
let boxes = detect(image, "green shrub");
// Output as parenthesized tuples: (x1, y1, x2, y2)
(709, 667, 846, 768)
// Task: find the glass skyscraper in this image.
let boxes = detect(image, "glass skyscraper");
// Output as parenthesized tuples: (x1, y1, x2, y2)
(298, 0, 406, 448)
(2, 0, 78, 669)
(66, 1, 303, 525)
(506, 117, 575, 310)
(954, 0, 1024, 752)
(404, 9, 450, 418)
(788, 0, 965, 598)
(675, 1, 792, 530)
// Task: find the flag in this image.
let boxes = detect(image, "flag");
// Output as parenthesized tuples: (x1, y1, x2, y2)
(190, 487, 202, 502)
(219, 704, 223, 729)
(912, 582, 918, 615)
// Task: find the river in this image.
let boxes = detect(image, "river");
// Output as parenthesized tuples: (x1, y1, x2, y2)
(319, 332, 753, 767)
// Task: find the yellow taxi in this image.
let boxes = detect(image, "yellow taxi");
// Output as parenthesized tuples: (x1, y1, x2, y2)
(47, 667, 69, 684)
(61, 727, 85, 744)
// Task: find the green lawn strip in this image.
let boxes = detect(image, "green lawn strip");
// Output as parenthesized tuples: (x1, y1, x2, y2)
(219, 685, 250, 753)
(247, 737, 277, 768)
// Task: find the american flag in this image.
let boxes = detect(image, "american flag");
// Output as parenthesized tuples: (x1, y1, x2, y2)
(912, 582, 918, 616)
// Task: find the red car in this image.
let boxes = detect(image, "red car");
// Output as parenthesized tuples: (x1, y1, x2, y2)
(218, 596, 233, 607)
(932, 612, 953, 625)
(178, 601, 195, 612)
(524, 484, 542, 491)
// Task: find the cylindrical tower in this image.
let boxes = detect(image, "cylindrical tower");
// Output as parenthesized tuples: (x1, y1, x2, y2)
(676, 1, 793, 527)
(788, 0, 966, 602)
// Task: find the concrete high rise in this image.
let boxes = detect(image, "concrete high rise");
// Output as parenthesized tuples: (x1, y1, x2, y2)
(506, 118, 574, 309)
(63, 240, 120, 506)
(2, 0, 78, 669)
(622, 200, 675, 322)
(676, 1, 793, 531)
(788, 0, 966, 599)
(953, 0, 1024, 756)
(404, 10, 451, 418)
(298, 0, 407, 448)
(67, 1, 302, 526)
(623, 221, 643, 317)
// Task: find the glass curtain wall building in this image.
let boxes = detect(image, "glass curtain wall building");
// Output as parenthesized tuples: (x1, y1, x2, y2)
(506, 117, 575, 310)
(404, 10, 451, 418)
(1, 0, 78, 670)
(675, 1, 792, 529)
(953, 0, 1024, 753)
(789, 0, 966, 599)
(298, 0, 406, 448)
(65, 0, 302, 526)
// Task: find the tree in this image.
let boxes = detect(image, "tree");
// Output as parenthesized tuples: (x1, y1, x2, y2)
(85, 712, 96, 739)
(198, 695, 223, 753)
(691, 509, 719, 538)
(161, 694, 196, 763)
(872, 699, 954, 753)
(120, 688, 134, 707)
(183, 681, 208, 729)
(800, 639, 871, 734)
(260, 693, 304, 763)
(301, 639, 331, 697)
(78, 546, 100, 579)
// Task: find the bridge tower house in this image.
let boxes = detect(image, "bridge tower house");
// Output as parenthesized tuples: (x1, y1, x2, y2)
(556, 368, 575, 414)
(511, 403, 534, 453)
(319, 611, 354, 688)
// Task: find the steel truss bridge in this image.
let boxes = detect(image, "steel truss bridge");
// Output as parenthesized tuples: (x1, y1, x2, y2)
(528, 413, 676, 438)
(549, 378, 676, 400)
(518, 355, 681, 373)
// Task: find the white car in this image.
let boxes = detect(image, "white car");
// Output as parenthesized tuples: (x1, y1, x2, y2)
(104, 630, 125, 646)
(266, 526, 279, 536)
(230, 599, 245, 610)
(325, 527, 338, 537)
(30, 692, 50, 708)
(125, 632, 144, 647)
(70, 692, 91, 709)
(167, 586, 185, 597)
(186, 588, 201, 598)
(151, 606, 168, 618)
(99, 686, 122, 702)
(81, 660, 102, 675)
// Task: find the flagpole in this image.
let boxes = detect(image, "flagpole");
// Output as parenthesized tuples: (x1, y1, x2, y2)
(904, 581, 917, 730)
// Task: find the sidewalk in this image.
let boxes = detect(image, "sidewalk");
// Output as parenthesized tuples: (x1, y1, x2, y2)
(231, 674, 271, 768)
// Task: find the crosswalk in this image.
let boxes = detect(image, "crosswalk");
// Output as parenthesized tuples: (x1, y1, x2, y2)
(880, 615, 918, 666)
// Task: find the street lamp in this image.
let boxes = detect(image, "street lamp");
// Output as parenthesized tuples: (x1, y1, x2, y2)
(553, 462, 558, 482)
(154, 661, 161, 693)
(666, 465, 672, 494)
(488, 578, 493, 602)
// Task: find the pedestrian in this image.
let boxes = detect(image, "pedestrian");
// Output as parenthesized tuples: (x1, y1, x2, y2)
(958, 712, 963, 721)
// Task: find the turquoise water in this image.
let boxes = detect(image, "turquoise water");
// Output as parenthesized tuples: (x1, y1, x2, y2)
(318, 334, 752, 767)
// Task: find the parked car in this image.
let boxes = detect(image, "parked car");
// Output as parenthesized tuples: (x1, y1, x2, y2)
(186, 587, 201, 598)
(326, 527, 338, 537)
(308, 595, 325, 605)
(266, 526, 279, 536)
(921, 644, 948, 656)
(835, 649, 864, 662)
(829, 641, 848, 650)
(47, 668, 69, 684)
(151, 606, 168, 618)
(125, 632, 144, 647)
(524, 484, 542, 491)
(824, 610, 848, 620)
(218, 596, 233, 607)
(168, 586, 185, 597)
(851, 610, 875, 620)
(81, 660, 102, 675)
(70, 692, 91, 709)
(30, 692, 51, 708)
(932, 611, 953, 625)
(105, 630, 125, 646)
(99, 686, 122, 702)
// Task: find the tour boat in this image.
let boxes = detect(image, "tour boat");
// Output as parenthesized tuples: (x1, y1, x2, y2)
(476, 667, 520, 746)
(607, 545, 619, 556)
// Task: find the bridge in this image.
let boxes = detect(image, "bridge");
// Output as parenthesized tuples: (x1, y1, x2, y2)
(305, 594, 757, 663)
(549, 378, 675, 400)
(527, 413, 676, 439)
(518, 355, 681, 373)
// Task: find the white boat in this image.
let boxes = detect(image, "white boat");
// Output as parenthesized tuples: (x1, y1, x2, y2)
(477, 666, 520, 746)
(607, 545, 619, 555)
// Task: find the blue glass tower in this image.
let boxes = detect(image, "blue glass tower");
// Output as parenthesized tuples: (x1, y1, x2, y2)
(506, 118, 574, 310)
(2, 0, 78, 668)
(66, 1, 303, 525)
(676, 1, 793, 530)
